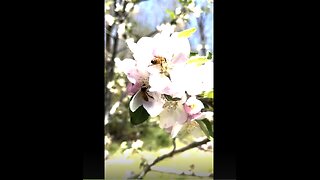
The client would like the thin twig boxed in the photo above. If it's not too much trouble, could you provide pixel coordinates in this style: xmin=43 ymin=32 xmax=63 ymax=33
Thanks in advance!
xmin=134 ymin=138 xmax=211 ymax=179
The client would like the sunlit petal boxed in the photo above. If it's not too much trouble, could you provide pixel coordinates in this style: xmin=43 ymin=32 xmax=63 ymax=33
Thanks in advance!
xmin=129 ymin=90 xmax=143 ymax=112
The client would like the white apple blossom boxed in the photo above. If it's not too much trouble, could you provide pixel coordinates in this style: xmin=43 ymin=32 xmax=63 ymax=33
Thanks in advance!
xmin=131 ymin=139 xmax=144 ymax=149
xmin=105 ymin=14 xmax=115 ymax=26
xmin=130 ymin=89 xmax=165 ymax=117
xmin=126 ymin=32 xmax=190 ymax=70
xmin=159 ymin=96 xmax=206 ymax=138
xmin=116 ymin=58 xmax=165 ymax=117
xmin=158 ymin=100 xmax=188 ymax=138
xmin=117 ymin=23 xmax=126 ymax=39
xmin=156 ymin=23 xmax=176 ymax=37
xmin=184 ymin=96 xmax=204 ymax=115
xmin=125 ymin=2 xmax=134 ymax=13
xmin=117 ymin=28 xmax=213 ymax=139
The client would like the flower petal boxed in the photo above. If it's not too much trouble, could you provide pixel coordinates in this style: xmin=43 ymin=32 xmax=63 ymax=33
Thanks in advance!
xmin=159 ymin=102 xmax=188 ymax=129
xmin=129 ymin=90 xmax=143 ymax=112
xmin=148 ymin=73 xmax=171 ymax=94
xmin=142 ymin=92 xmax=165 ymax=117
xmin=171 ymin=122 xmax=184 ymax=138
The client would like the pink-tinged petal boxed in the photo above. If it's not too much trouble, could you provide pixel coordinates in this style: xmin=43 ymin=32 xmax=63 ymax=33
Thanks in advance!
xmin=126 ymin=39 xmax=138 ymax=54
xmin=142 ymin=92 xmax=165 ymax=117
xmin=146 ymin=65 xmax=162 ymax=75
xmin=175 ymin=103 xmax=188 ymax=124
xmin=170 ymin=122 xmax=184 ymax=138
xmin=167 ymin=65 xmax=187 ymax=98
xmin=158 ymin=110 xmax=176 ymax=129
xmin=159 ymin=102 xmax=188 ymax=130
xmin=184 ymin=104 xmax=192 ymax=115
xmin=171 ymin=53 xmax=188 ymax=64
xmin=131 ymin=37 xmax=156 ymax=67
xmin=126 ymin=69 xmax=139 ymax=84
xmin=193 ymin=112 xmax=214 ymax=121
xmin=183 ymin=64 xmax=205 ymax=96
xmin=184 ymin=96 xmax=204 ymax=115
xmin=170 ymin=33 xmax=191 ymax=63
xmin=126 ymin=68 xmax=149 ymax=85
xmin=129 ymin=90 xmax=143 ymax=112
xmin=189 ymin=112 xmax=203 ymax=120
xmin=115 ymin=58 xmax=136 ymax=74
xmin=148 ymin=73 xmax=171 ymax=93
xmin=126 ymin=82 xmax=141 ymax=96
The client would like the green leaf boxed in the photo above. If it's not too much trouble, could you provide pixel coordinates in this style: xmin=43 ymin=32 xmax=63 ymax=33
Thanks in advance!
xmin=132 ymin=0 xmax=149 ymax=3
xmin=187 ymin=56 xmax=209 ymax=66
xmin=177 ymin=27 xmax=197 ymax=38
xmin=207 ymin=52 xmax=213 ymax=60
xmin=165 ymin=9 xmax=176 ymax=20
xmin=190 ymin=51 xmax=198 ymax=57
xmin=203 ymin=90 xmax=214 ymax=99
xmin=129 ymin=105 xmax=150 ymax=125
xmin=196 ymin=119 xmax=213 ymax=139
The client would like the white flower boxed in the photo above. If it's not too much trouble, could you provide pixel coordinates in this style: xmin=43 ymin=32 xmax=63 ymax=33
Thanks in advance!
xmin=117 ymin=58 xmax=165 ymax=117
xmin=175 ymin=7 xmax=182 ymax=15
xmin=194 ymin=111 xmax=214 ymax=122
xmin=120 ymin=141 xmax=128 ymax=149
xmin=156 ymin=23 xmax=176 ymax=37
xmin=183 ymin=62 xmax=213 ymax=96
xmin=200 ymin=61 xmax=214 ymax=90
xmin=120 ymin=32 xmax=192 ymax=116
xmin=125 ymin=2 xmax=134 ymax=12
xmin=179 ymin=121 xmax=205 ymax=139
xmin=105 ymin=150 xmax=109 ymax=159
xmin=131 ymin=139 xmax=144 ymax=149
xmin=105 ymin=14 xmax=115 ymax=26
xmin=132 ymin=4 xmax=140 ymax=14
xmin=158 ymin=100 xmax=188 ymax=138
xmin=130 ymin=89 xmax=165 ymax=117
xmin=127 ymin=32 xmax=190 ymax=72
xmin=115 ymin=3 xmax=122 ymax=12
xmin=117 ymin=23 xmax=126 ymax=38
xmin=184 ymin=96 xmax=204 ymax=115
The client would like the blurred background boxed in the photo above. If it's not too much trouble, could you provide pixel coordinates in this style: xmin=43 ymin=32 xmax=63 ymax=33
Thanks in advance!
xmin=105 ymin=0 xmax=214 ymax=179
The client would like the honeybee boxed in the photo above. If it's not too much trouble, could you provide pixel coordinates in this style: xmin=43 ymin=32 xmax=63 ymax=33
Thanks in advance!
xmin=150 ymin=56 xmax=170 ymax=78
xmin=140 ymin=84 xmax=154 ymax=101
xmin=151 ymin=56 xmax=167 ymax=66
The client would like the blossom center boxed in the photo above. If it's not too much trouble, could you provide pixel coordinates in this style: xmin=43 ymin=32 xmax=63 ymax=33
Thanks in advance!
xmin=163 ymin=101 xmax=178 ymax=111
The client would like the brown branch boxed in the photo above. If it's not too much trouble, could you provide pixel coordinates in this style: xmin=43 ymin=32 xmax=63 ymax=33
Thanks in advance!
xmin=150 ymin=166 xmax=213 ymax=178
xmin=133 ymin=138 xmax=211 ymax=179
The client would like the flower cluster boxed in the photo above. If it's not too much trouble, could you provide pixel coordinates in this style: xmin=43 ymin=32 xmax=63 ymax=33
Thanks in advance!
xmin=116 ymin=28 xmax=213 ymax=138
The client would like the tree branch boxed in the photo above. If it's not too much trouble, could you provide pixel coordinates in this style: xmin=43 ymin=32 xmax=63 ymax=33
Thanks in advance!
xmin=150 ymin=166 xmax=213 ymax=178
xmin=133 ymin=138 xmax=211 ymax=179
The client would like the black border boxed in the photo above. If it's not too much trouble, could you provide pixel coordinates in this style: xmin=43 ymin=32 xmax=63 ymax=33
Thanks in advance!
xmin=214 ymin=0 xmax=237 ymax=179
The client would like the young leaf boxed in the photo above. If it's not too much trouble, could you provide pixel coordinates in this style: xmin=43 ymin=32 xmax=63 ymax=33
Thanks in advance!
xmin=207 ymin=52 xmax=213 ymax=60
xmin=177 ymin=27 xmax=197 ymax=38
xmin=165 ymin=9 xmax=176 ymax=20
xmin=187 ymin=56 xmax=209 ymax=66
xmin=203 ymin=90 xmax=214 ymax=99
xmin=196 ymin=119 xmax=213 ymax=139
xmin=129 ymin=105 xmax=150 ymax=125
xmin=190 ymin=51 xmax=198 ymax=57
